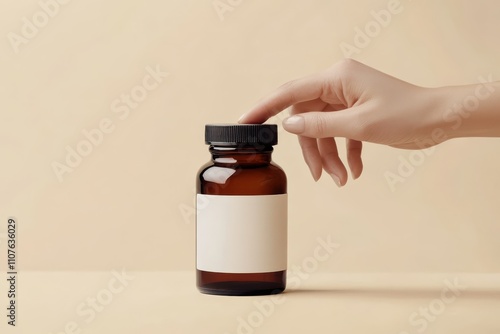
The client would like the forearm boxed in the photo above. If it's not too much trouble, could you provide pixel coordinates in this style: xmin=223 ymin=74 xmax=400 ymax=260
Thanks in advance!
xmin=435 ymin=81 xmax=500 ymax=139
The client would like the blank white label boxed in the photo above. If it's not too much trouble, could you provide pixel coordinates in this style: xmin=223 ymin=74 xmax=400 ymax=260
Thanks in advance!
xmin=196 ymin=194 xmax=287 ymax=273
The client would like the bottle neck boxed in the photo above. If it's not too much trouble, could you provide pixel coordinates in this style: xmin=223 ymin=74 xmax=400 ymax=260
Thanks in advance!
xmin=209 ymin=145 xmax=273 ymax=165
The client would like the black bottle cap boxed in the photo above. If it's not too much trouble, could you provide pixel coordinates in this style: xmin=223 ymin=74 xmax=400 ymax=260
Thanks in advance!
xmin=205 ymin=124 xmax=278 ymax=146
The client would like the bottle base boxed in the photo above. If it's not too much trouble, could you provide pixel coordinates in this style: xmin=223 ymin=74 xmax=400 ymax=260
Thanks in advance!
xmin=197 ymin=270 xmax=286 ymax=296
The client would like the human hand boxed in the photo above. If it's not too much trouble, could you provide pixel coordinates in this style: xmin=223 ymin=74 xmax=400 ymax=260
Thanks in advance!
xmin=238 ymin=59 xmax=446 ymax=186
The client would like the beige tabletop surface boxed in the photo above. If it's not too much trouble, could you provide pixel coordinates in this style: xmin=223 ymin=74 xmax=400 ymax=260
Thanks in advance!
xmin=1 ymin=271 xmax=499 ymax=334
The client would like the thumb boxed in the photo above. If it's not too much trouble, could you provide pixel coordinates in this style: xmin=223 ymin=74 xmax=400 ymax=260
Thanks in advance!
xmin=282 ymin=109 xmax=360 ymax=139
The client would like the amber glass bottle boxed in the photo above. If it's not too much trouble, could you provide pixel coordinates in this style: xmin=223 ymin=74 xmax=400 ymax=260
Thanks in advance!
xmin=196 ymin=124 xmax=287 ymax=296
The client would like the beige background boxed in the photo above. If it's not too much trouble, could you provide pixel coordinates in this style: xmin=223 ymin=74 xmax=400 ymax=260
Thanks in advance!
xmin=1 ymin=0 xmax=500 ymax=274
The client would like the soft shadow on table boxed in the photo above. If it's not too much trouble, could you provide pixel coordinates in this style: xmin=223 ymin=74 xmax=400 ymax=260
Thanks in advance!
xmin=284 ymin=287 xmax=500 ymax=299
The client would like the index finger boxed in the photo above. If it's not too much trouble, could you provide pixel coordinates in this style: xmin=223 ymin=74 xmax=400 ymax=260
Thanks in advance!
xmin=238 ymin=73 xmax=326 ymax=124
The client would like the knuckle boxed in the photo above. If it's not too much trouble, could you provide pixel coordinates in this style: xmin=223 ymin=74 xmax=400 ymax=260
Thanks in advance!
xmin=278 ymin=80 xmax=297 ymax=98
xmin=333 ymin=58 xmax=359 ymax=78
xmin=279 ymin=79 xmax=296 ymax=91
xmin=310 ymin=114 xmax=329 ymax=137
xmin=276 ymin=80 xmax=298 ymax=106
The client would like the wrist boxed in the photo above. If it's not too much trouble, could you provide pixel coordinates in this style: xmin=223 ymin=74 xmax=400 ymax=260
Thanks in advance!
xmin=413 ymin=86 xmax=454 ymax=147
xmin=435 ymin=80 xmax=500 ymax=140
xmin=429 ymin=86 xmax=463 ymax=141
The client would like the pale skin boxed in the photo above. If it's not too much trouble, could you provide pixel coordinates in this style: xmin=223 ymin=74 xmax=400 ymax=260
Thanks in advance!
xmin=238 ymin=59 xmax=500 ymax=187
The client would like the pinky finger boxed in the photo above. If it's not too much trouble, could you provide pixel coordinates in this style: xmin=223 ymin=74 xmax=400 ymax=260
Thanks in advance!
xmin=346 ymin=139 xmax=363 ymax=180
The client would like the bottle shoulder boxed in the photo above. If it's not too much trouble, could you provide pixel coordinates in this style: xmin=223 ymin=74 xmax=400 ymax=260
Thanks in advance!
xmin=197 ymin=160 xmax=286 ymax=174
xmin=197 ymin=160 xmax=286 ymax=195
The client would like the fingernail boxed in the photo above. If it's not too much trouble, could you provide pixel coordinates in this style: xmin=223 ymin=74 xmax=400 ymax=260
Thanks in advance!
xmin=283 ymin=116 xmax=304 ymax=134
xmin=237 ymin=113 xmax=247 ymax=123
xmin=312 ymin=173 xmax=319 ymax=182
xmin=352 ymin=168 xmax=362 ymax=180
xmin=303 ymin=156 xmax=319 ymax=182
xmin=330 ymin=174 xmax=342 ymax=187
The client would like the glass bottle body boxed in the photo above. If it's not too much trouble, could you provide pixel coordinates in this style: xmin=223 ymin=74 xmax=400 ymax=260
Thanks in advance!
xmin=196 ymin=145 xmax=287 ymax=296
